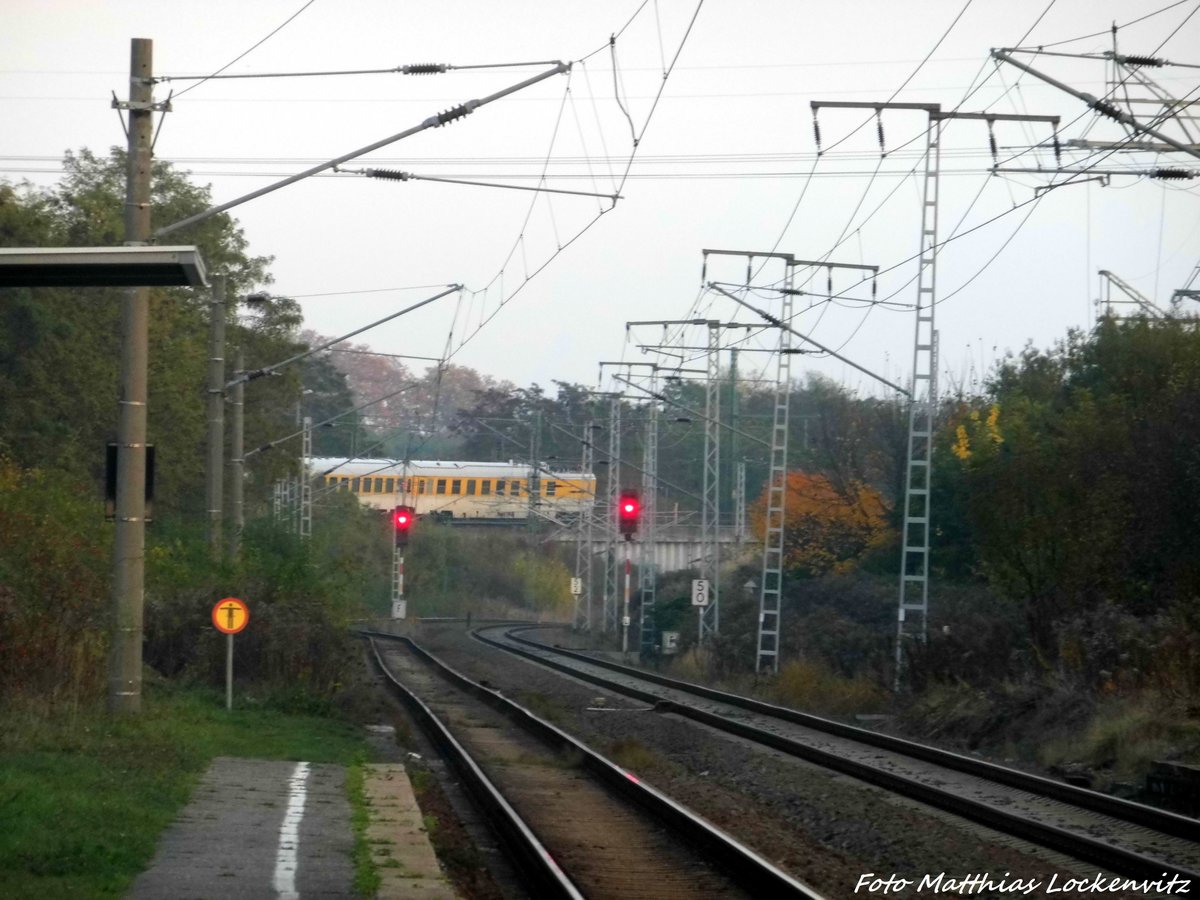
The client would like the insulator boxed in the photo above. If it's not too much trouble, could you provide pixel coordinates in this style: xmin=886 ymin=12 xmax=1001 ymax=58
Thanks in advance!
xmin=813 ymin=113 xmax=822 ymax=154
xmin=987 ymin=120 xmax=997 ymax=164
xmin=1151 ymin=168 xmax=1194 ymax=180
xmin=1120 ymin=54 xmax=1164 ymax=68
xmin=1091 ymin=98 xmax=1122 ymax=122
xmin=872 ymin=278 xmax=877 ymax=300
xmin=401 ymin=63 xmax=447 ymax=75
xmin=701 ymin=258 xmax=707 ymax=287
xmin=876 ymin=111 xmax=886 ymax=156
xmin=366 ymin=168 xmax=410 ymax=181
xmin=436 ymin=103 xmax=473 ymax=126
xmin=1052 ymin=131 xmax=1062 ymax=165
xmin=826 ymin=268 xmax=832 ymax=297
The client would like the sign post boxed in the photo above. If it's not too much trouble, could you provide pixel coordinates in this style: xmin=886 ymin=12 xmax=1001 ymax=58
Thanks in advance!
xmin=691 ymin=579 xmax=710 ymax=644
xmin=212 ymin=597 xmax=249 ymax=710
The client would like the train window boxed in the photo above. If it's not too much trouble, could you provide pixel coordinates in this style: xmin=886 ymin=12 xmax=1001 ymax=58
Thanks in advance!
xmin=436 ymin=479 xmax=447 ymax=495
xmin=417 ymin=479 xmax=426 ymax=495
xmin=495 ymin=480 xmax=505 ymax=496
xmin=372 ymin=477 xmax=382 ymax=493
xmin=451 ymin=479 xmax=462 ymax=495
xmin=350 ymin=477 xmax=360 ymax=492
xmin=382 ymin=477 xmax=392 ymax=493
xmin=466 ymin=479 xmax=476 ymax=495
xmin=512 ymin=480 xmax=522 ymax=495
xmin=546 ymin=481 xmax=557 ymax=496
xmin=480 ymin=480 xmax=491 ymax=495
xmin=362 ymin=478 xmax=372 ymax=494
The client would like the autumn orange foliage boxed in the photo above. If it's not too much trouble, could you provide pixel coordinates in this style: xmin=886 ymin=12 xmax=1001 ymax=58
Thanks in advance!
xmin=749 ymin=471 xmax=890 ymax=576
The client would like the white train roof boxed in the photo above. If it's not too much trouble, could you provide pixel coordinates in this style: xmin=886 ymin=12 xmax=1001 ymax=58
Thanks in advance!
xmin=309 ymin=457 xmax=593 ymax=480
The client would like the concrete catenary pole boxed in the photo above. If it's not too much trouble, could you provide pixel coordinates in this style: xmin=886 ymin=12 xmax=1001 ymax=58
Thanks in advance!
xmin=230 ymin=346 xmax=245 ymax=561
xmin=109 ymin=38 xmax=154 ymax=714
xmin=206 ymin=275 xmax=226 ymax=558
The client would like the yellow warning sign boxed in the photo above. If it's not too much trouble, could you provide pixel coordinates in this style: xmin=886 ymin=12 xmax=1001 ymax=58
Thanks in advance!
xmin=212 ymin=597 xmax=249 ymax=634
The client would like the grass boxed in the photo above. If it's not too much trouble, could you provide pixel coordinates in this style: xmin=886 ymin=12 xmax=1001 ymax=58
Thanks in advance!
xmin=0 ymin=680 xmax=371 ymax=899
xmin=1038 ymin=693 xmax=1200 ymax=789
xmin=606 ymin=738 xmax=660 ymax=774
xmin=345 ymin=760 xmax=382 ymax=897
xmin=770 ymin=658 xmax=888 ymax=717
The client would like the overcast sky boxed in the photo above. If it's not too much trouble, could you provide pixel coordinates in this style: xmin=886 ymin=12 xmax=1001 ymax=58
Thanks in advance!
xmin=5 ymin=1 xmax=1199 ymax=397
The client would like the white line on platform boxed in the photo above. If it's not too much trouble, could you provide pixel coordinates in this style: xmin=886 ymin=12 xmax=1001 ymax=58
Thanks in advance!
xmin=273 ymin=761 xmax=310 ymax=900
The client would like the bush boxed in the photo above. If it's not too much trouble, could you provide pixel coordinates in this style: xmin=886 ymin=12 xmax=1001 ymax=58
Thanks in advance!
xmin=0 ymin=459 xmax=110 ymax=706
xmin=772 ymin=658 xmax=887 ymax=716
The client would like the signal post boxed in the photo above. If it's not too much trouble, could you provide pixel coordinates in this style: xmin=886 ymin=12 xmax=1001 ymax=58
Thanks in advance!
xmin=618 ymin=490 xmax=640 ymax=654
xmin=391 ymin=506 xmax=414 ymax=620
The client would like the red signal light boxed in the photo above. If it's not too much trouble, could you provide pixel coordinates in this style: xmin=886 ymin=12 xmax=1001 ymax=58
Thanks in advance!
xmin=617 ymin=490 xmax=640 ymax=538
xmin=392 ymin=506 xmax=414 ymax=546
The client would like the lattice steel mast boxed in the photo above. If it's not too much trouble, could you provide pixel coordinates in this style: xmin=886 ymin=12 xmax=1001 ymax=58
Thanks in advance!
xmin=574 ymin=419 xmax=596 ymax=631
xmin=699 ymin=322 xmax=722 ymax=642
xmin=604 ymin=396 xmax=622 ymax=634
xmin=639 ymin=373 xmax=660 ymax=656
xmin=707 ymin=248 xmax=888 ymax=672
xmin=300 ymin=415 xmax=313 ymax=541
xmin=811 ymin=101 xmax=1060 ymax=687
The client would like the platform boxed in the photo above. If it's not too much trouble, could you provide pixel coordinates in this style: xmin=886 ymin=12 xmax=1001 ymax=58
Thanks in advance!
xmin=125 ymin=757 xmax=455 ymax=899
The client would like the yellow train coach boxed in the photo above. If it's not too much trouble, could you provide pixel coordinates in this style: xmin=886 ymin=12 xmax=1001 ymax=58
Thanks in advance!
xmin=309 ymin=457 xmax=596 ymax=521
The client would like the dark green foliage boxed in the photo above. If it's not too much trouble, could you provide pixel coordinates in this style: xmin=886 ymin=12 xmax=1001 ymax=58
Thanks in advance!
xmin=0 ymin=459 xmax=110 ymax=703
xmin=403 ymin=520 xmax=572 ymax=617
xmin=937 ymin=317 xmax=1200 ymax=692
xmin=0 ymin=151 xmax=383 ymax=707
xmin=144 ymin=492 xmax=390 ymax=698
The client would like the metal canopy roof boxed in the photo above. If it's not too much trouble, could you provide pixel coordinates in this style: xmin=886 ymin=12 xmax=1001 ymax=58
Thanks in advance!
xmin=0 ymin=246 xmax=208 ymax=288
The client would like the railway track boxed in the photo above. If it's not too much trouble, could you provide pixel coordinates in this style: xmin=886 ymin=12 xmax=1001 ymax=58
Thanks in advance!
xmin=476 ymin=623 xmax=1200 ymax=884
xmin=365 ymin=632 xmax=826 ymax=899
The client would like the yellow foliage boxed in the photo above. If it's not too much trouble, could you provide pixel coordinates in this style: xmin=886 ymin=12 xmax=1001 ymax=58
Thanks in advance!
xmin=750 ymin=471 xmax=891 ymax=575
xmin=949 ymin=403 xmax=1002 ymax=463
xmin=952 ymin=424 xmax=971 ymax=460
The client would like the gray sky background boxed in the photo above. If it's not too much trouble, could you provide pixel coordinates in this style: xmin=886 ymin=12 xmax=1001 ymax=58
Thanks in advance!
xmin=5 ymin=1 xmax=1199 ymax=397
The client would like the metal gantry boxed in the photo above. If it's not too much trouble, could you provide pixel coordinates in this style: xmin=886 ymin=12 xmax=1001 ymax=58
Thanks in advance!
xmin=699 ymin=322 xmax=722 ymax=642
xmin=639 ymin=373 xmax=660 ymax=656
xmin=604 ymin=396 xmax=622 ymax=634
xmin=527 ymin=410 xmax=543 ymax=527
xmin=574 ymin=420 xmax=596 ymax=631
xmin=894 ymin=112 xmax=942 ymax=683
xmin=733 ymin=461 xmax=747 ymax=544
xmin=755 ymin=265 xmax=795 ymax=673
xmin=811 ymin=101 xmax=1061 ymax=687
xmin=1098 ymin=269 xmax=1167 ymax=319
xmin=300 ymin=415 xmax=313 ymax=541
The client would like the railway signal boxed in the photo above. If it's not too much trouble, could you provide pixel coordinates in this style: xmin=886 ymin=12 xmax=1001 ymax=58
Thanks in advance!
xmin=618 ymin=490 xmax=640 ymax=539
xmin=392 ymin=505 xmax=414 ymax=547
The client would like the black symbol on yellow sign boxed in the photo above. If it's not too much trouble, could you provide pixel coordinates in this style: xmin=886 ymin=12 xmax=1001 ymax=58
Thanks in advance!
xmin=212 ymin=598 xmax=249 ymax=634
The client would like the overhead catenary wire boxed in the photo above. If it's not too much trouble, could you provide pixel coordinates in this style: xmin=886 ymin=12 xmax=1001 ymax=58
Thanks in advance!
xmin=170 ymin=0 xmax=319 ymax=98
xmin=340 ymin=165 xmax=621 ymax=202
xmin=705 ymin=0 xmax=1198 ymax=387
xmin=435 ymin=0 xmax=706 ymax=376
xmin=156 ymin=60 xmax=568 ymax=83
xmin=152 ymin=61 xmax=571 ymax=239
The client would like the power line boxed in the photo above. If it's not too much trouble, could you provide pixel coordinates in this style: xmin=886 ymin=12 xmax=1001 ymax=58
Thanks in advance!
xmin=173 ymin=0 xmax=320 ymax=99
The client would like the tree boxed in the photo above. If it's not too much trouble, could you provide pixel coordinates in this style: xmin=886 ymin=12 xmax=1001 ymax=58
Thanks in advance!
xmin=945 ymin=319 xmax=1200 ymax=669
xmin=750 ymin=470 xmax=890 ymax=578
xmin=0 ymin=149 xmax=337 ymax=523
